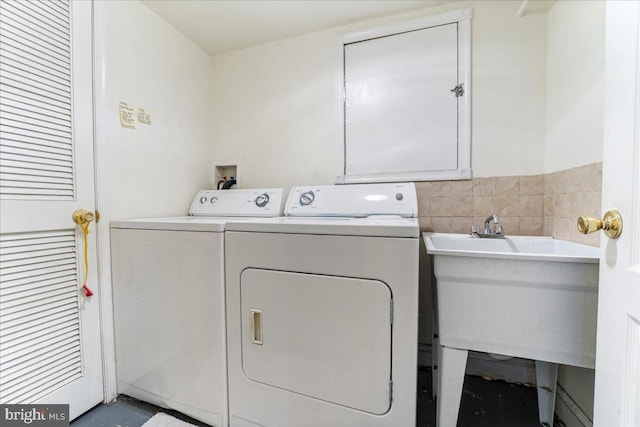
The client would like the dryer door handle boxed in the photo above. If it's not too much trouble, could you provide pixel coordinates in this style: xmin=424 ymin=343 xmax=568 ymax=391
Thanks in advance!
xmin=250 ymin=309 xmax=263 ymax=345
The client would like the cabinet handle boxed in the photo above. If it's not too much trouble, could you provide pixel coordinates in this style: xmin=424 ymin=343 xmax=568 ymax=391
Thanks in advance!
xmin=250 ymin=309 xmax=263 ymax=345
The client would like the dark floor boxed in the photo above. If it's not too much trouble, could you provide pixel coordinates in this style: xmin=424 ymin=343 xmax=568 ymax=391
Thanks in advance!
xmin=72 ymin=368 xmax=553 ymax=427
xmin=71 ymin=395 xmax=210 ymax=427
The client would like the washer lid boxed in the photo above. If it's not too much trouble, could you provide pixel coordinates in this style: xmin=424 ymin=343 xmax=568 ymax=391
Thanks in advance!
xmin=225 ymin=216 xmax=419 ymax=238
xmin=111 ymin=216 xmax=232 ymax=232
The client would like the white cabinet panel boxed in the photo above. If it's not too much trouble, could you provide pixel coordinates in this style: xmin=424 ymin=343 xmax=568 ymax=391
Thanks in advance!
xmin=240 ymin=268 xmax=392 ymax=415
xmin=345 ymin=23 xmax=458 ymax=176
xmin=336 ymin=10 xmax=472 ymax=183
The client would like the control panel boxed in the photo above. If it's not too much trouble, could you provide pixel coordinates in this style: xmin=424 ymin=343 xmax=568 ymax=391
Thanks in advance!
xmin=285 ymin=183 xmax=417 ymax=218
xmin=189 ymin=188 xmax=284 ymax=217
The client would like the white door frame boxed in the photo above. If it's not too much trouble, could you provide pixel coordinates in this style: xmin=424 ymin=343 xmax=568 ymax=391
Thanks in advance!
xmin=92 ymin=0 xmax=118 ymax=403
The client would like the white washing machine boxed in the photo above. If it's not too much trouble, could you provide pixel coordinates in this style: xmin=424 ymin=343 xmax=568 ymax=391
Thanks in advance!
xmin=110 ymin=188 xmax=284 ymax=427
xmin=224 ymin=183 xmax=419 ymax=427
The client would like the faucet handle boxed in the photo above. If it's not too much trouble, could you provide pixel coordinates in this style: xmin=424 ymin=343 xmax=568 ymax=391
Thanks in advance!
xmin=495 ymin=224 xmax=503 ymax=234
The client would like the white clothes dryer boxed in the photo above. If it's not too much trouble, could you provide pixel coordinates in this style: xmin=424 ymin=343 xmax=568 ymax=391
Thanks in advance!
xmin=224 ymin=183 xmax=419 ymax=427
xmin=110 ymin=188 xmax=284 ymax=427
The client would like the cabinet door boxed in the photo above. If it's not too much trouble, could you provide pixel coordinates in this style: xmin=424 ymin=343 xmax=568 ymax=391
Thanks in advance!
xmin=337 ymin=10 xmax=471 ymax=183
xmin=240 ymin=269 xmax=392 ymax=415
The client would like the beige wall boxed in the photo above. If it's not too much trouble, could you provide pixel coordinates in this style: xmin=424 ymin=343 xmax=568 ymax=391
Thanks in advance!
xmin=98 ymin=0 xmax=215 ymax=220
xmin=545 ymin=0 xmax=605 ymax=174
xmin=209 ymin=0 xmax=548 ymax=191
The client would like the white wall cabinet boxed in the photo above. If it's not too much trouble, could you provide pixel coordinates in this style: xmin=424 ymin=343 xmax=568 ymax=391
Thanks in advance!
xmin=336 ymin=9 xmax=472 ymax=183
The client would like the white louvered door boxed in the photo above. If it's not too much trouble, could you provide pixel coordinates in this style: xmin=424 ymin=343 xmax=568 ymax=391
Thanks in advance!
xmin=0 ymin=0 xmax=103 ymax=420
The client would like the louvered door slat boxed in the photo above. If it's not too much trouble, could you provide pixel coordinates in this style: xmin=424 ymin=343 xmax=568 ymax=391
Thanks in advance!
xmin=0 ymin=327 xmax=77 ymax=372
xmin=0 ymin=47 xmax=71 ymax=84
xmin=1 ymin=359 xmax=81 ymax=403
xmin=0 ymin=230 xmax=74 ymax=245
xmin=0 ymin=311 xmax=77 ymax=345
xmin=1 ymin=243 xmax=75 ymax=259
xmin=1 ymin=173 xmax=73 ymax=187
xmin=1 ymin=137 xmax=73 ymax=157
xmin=0 ymin=74 xmax=71 ymax=106
xmin=1 ymin=100 xmax=72 ymax=128
xmin=0 ymin=19 xmax=70 ymax=60
xmin=1 ymin=1 xmax=70 ymax=41
xmin=1 ymin=325 xmax=79 ymax=362
xmin=0 ymin=0 xmax=73 ymax=201
xmin=0 ymin=301 xmax=78 ymax=335
xmin=1 ymin=295 xmax=78 ymax=324
xmin=0 ymin=151 xmax=72 ymax=167
xmin=2 ymin=91 xmax=72 ymax=123
xmin=1 ymin=347 xmax=79 ymax=389
xmin=1 ymin=148 xmax=72 ymax=168
xmin=0 ymin=272 xmax=74 ymax=298
xmin=1 ymin=257 xmax=76 ymax=282
xmin=1 ymin=251 xmax=76 ymax=271
xmin=0 ymin=187 xmax=74 ymax=198
xmin=0 ymin=130 xmax=73 ymax=153
xmin=0 ymin=115 xmax=72 ymax=139
xmin=5 ymin=362 xmax=82 ymax=403
xmin=28 ymin=0 xmax=69 ymax=24
xmin=1 ymin=283 xmax=77 ymax=311
xmin=0 ymin=61 xmax=72 ymax=98
xmin=14 ymin=0 xmax=70 ymax=34
xmin=2 ymin=307 xmax=78 ymax=348
xmin=0 ymin=329 xmax=79 ymax=364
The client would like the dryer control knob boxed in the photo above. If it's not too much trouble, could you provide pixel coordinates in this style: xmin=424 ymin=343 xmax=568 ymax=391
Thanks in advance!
xmin=396 ymin=193 xmax=403 ymax=201
xmin=200 ymin=196 xmax=208 ymax=204
xmin=210 ymin=196 xmax=218 ymax=204
xmin=299 ymin=191 xmax=315 ymax=206
xmin=255 ymin=193 xmax=270 ymax=207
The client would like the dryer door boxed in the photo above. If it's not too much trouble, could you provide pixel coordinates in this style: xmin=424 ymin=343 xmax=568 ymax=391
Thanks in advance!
xmin=240 ymin=269 xmax=392 ymax=415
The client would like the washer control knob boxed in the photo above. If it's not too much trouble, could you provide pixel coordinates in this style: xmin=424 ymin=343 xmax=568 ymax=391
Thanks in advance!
xmin=200 ymin=196 xmax=208 ymax=204
xmin=210 ymin=196 xmax=218 ymax=204
xmin=299 ymin=191 xmax=315 ymax=206
xmin=396 ymin=193 xmax=403 ymax=201
xmin=255 ymin=193 xmax=270 ymax=207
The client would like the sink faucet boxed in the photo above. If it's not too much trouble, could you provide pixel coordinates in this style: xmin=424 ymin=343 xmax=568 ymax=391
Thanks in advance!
xmin=484 ymin=214 xmax=500 ymax=234
xmin=471 ymin=214 xmax=504 ymax=238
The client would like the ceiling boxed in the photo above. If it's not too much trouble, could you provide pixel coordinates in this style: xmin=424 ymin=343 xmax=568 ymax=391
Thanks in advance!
xmin=141 ymin=0 xmax=450 ymax=55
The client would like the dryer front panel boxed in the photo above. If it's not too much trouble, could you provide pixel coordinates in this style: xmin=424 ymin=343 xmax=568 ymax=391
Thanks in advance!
xmin=240 ymin=268 xmax=392 ymax=415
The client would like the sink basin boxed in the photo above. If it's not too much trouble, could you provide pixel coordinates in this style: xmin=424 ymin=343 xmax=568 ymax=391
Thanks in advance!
xmin=423 ymin=232 xmax=599 ymax=427
xmin=424 ymin=232 xmax=599 ymax=366
xmin=426 ymin=233 xmax=598 ymax=262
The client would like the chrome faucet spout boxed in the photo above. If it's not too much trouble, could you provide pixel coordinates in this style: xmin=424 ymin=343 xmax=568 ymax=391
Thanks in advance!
xmin=471 ymin=214 xmax=504 ymax=238
xmin=484 ymin=214 xmax=499 ymax=233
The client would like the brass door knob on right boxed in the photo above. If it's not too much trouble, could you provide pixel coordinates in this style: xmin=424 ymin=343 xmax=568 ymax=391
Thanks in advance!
xmin=577 ymin=210 xmax=623 ymax=239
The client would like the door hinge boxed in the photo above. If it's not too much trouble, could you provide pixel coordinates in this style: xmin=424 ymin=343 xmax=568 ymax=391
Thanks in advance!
xmin=451 ymin=84 xmax=464 ymax=97
xmin=390 ymin=299 xmax=394 ymax=325
xmin=389 ymin=380 xmax=394 ymax=404
xmin=95 ymin=210 xmax=101 ymax=223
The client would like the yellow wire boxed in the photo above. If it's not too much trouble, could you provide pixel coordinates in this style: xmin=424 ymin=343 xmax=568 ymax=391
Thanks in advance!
xmin=81 ymin=222 xmax=90 ymax=288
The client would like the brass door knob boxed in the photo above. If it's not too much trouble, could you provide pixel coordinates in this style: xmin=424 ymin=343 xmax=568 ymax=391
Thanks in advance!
xmin=73 ymin=209 xmax=95 ymax=226
xmin=577 ymin=210 xmax=622 ymax=239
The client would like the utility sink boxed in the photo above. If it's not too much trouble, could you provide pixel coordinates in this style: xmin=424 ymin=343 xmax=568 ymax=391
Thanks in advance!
xmin=423 ymin=233 xmax=599 ymax=427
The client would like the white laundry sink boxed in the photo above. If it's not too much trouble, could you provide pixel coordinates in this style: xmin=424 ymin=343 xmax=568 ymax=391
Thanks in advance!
xmin=423 ymin=232 xmax=599 ymax=427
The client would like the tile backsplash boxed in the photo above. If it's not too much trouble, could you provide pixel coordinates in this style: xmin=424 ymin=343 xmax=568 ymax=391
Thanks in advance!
xmin=416 ymin=162 xmax=602 ymax=247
